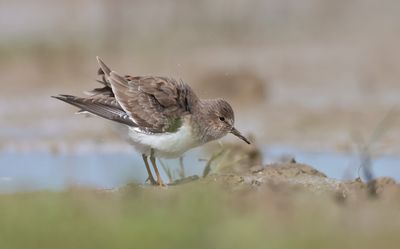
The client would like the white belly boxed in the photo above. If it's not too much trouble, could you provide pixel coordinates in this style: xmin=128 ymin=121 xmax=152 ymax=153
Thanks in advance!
xmin=127 ymin=119 xmax=201 ymax=158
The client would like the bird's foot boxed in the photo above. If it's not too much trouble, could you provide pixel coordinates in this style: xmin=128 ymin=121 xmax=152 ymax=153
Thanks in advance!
xmin=156 ymin=178 xmax=167 ymax=187
xmin=145 ymin=176 xmax=157 ymax=185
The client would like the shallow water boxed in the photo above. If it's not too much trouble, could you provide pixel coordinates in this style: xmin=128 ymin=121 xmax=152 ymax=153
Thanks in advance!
xmin=264 ymin=146 xmax=400 ymax=181
xmin=0 ymin=146 xmax=399 ymax=193
xmin=0 ymin=149 xmax=206 ymax=193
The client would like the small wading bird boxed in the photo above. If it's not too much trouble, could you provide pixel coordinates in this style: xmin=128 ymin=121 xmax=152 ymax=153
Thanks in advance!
xmin=53 ymin=57 xmax=250 ymax=186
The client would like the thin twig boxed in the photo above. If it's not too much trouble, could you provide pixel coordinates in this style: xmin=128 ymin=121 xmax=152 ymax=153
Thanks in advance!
xmin=202 ymin=149 xmax=226 ymax=178
xmin=159 ymin=159 xmax=174 ymax=183
xmin=354 ymin=107 xmax=398 ymax=196
xmin=178 ymin=157 xmax=185 ymax=179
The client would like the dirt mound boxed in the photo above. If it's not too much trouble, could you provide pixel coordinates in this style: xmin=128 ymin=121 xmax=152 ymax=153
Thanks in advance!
xmin=200 ymin=162 xmax=400 ymax=201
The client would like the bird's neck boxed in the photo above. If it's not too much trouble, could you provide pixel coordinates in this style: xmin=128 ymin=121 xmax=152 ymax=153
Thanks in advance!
xmin=190 ymin=99 xmax=219 ymax=144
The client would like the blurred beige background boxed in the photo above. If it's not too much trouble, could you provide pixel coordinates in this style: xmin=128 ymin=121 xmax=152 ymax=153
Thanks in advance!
xmin=1 ymin=0 xmax=400 ymax=154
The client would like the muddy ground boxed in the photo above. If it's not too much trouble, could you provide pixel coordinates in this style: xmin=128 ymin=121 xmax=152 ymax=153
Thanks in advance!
xmin=2 ymin=160 xmax=400 ymax=249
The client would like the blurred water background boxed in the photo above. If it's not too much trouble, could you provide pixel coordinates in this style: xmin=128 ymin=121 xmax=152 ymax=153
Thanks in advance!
xmin=1 ymin=0 xmax=400 ymax=191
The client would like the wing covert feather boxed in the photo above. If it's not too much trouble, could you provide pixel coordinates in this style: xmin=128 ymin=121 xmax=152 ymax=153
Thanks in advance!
xmin=109 ymin=72 xmax=193 ymax=133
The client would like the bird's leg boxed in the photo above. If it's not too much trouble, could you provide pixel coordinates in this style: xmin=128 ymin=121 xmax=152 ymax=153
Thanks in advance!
xmin=142 ymin=154 xmax=157 ymax=185
xmin=150 ymin=149 xmax=165 ymax=186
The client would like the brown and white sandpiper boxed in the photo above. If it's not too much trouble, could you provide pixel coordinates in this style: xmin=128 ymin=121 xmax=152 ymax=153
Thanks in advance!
xmin=53 ymin=57 xmax=250 ymax=186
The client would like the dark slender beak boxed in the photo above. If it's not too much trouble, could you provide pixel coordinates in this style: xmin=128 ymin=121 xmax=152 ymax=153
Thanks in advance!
xmin=230 ymin=127 xmax=251 ymax=144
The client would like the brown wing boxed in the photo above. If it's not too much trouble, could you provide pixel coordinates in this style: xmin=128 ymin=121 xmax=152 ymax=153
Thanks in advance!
xmin=108 ymin=72 xmax=193 ymax=133
xmin=54 ymin=57 xmax=195 ymax=131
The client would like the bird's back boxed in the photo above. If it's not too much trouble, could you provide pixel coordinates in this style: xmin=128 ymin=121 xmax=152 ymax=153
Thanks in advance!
xmin=54 ymin=58 xmax=199 ymax=134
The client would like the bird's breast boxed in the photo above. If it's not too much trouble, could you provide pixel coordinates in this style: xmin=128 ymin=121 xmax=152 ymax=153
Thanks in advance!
xmin=128 ymin=117 xmax=202 ymax=158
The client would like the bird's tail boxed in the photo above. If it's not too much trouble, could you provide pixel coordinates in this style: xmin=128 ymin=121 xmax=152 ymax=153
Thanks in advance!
xmin=52 ymin=94 xmax=135 ymax=127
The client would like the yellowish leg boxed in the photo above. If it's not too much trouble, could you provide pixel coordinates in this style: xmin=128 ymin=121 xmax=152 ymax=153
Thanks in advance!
xmin=150 ymin=149 xmax=165 ymax=186
xmin=142 ymin=154 xmax=156 ymax=185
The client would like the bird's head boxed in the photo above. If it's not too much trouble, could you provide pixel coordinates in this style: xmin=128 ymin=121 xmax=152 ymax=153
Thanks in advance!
xmin=203 ymin=99 xmax=250 ymax=144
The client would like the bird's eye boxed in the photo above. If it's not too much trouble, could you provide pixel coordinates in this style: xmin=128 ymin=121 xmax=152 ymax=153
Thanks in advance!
xmin=219 ymin=116 xmax=225 ymax=122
